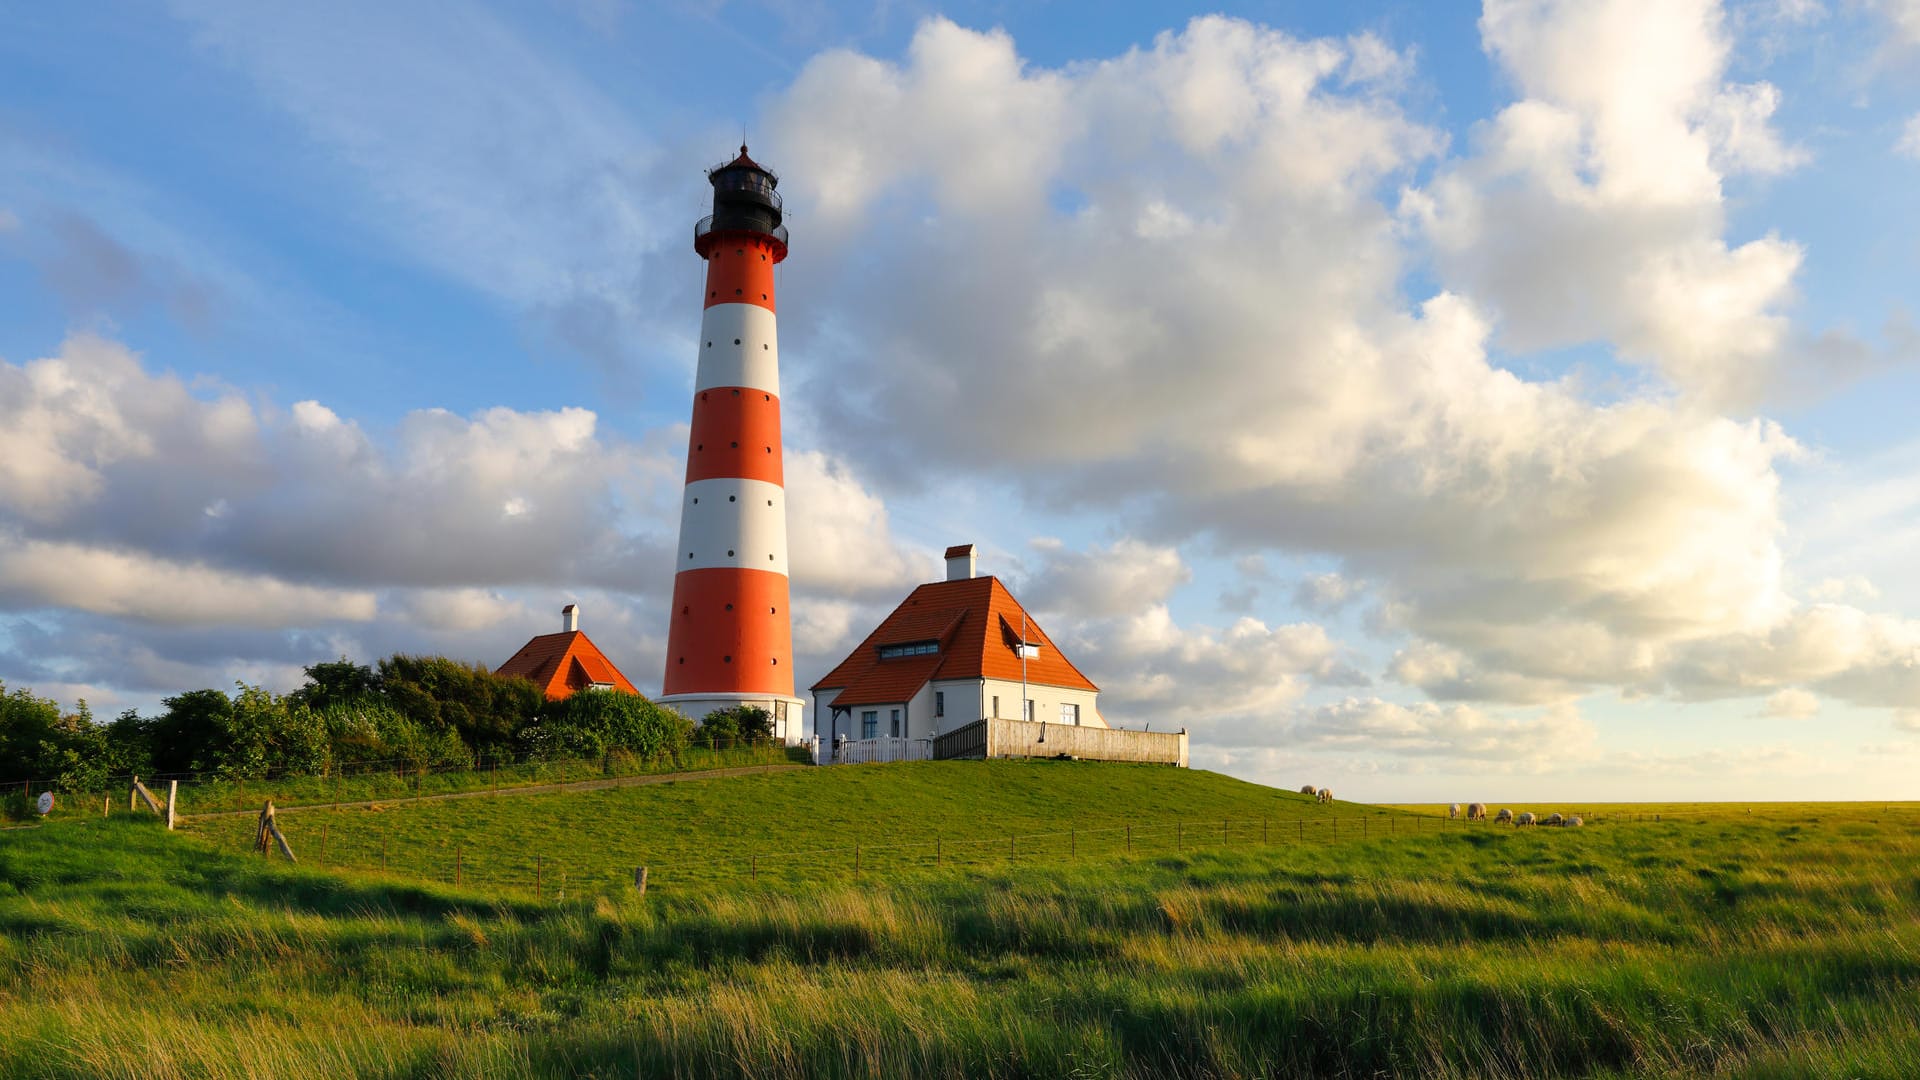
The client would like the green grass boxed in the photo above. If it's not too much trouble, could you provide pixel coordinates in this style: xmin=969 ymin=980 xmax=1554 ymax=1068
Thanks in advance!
xmin=4 ymin=767 xmax=1919 ymax=1078
xmin=180 ymin=760 xmax=1401 ymax=894
xmin=13 ymin=741 xmax=805 ymax=824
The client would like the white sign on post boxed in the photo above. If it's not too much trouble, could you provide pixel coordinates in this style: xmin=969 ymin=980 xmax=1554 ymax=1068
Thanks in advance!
xmin=35 ymin=791 xmax=54 ymax=816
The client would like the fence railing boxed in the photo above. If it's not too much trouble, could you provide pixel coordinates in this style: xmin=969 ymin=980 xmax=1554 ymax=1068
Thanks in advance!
xmin=833 ymin=737 xmax=933 ymax=764
xmin=196 ymin=806 xmax=1737 ymax=903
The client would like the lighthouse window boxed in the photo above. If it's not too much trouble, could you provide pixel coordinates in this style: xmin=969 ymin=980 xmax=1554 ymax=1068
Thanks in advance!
xmin=729 ymin=495 xmax=736 ymax=502
xmin=727 ymin=549 xmax=735 ymax=556
xmin=730 ymin=441 xmax=738 ymax=448
xmin=772 ymin=658 xmax=778 ymax=665
xmin=725 ymin=603 xmax=733 ymax=610
xmin=706 ymin=341 xmax=712 ymax=347
xmin=734 ymin=338 xmax=741 ymax=345
xmin=763 ymin=344 xmax=769 ymax=350
xmin=692 ymin=498 xmax=698 ymax=504
xmin=724 ymin=655 xmax=732 ymax=663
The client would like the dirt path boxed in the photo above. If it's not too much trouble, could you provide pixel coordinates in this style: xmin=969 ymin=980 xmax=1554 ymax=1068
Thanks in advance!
xmin=183 ymin=762 xmax=808 ymax=821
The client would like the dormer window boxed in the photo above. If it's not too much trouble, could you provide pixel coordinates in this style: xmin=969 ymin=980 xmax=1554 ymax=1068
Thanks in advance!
xmin=877 ymin=641 xmax=938 ymax=660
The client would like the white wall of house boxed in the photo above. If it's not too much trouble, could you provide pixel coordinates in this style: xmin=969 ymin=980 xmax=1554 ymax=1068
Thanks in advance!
xmin=974 ymin=678 xmax=1105 ymax=729
xmin=815 ymin=678 xmax=1104 ymax=743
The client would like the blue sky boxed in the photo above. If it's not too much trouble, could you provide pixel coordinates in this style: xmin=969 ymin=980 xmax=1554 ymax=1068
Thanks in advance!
xmin=4 ymin=0 xmax=1920 ymax=800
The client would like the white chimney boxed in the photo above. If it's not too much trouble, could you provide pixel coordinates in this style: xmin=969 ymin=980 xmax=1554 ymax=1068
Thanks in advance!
xmin=944 ymin=543 xmax=977 ymax=581
xmin=562 ymin=603 xmax=579 ymax=632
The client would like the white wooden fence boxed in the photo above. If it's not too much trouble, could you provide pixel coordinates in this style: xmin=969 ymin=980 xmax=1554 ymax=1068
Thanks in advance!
xmin=831 ymin=736 xmax=933 ymax=765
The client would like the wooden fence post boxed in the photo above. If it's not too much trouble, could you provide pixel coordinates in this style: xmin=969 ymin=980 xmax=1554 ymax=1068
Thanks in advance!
xmin=103 ymin=793 xmax=110 ymax=818
xmin=1126 ymin=824 xmax=1132 ymax=852
xmin=455 ymin=846 xmax=462 ymax=887
xmin=854 ymin=844 xmax=860 ymax=877
xmin=634 ymin=866 xmax=648 ymax=895
xmin=165 ymin=780 xmax=177 ymax=830
xmin=1070 ymin=830 xmax=1076 ymax=858
xmin=1263 ymin=818 xmax=1269 ymax=845
xmin=751 ymin=855 xmax=757 ymax=882
xmin=319 ymin=823 xmax=329 ymax=864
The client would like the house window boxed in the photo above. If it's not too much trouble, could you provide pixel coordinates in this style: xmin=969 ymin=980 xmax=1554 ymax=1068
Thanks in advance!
xmin=992 ymin=695 xmax=1000 ymax=718
xmin=934 ymin=691 xmax=944 ymax=717
xmin=1024 ymin=699 xmax=1035 ymax=722
xmin=877 ymin=641 xmax=938 ymax=659
xmin=1061 ymin=703 xmax=1080 ymax=726
xmin=890 ymin=709 xmax=901 ymax=737
xmin=862 ymin=711 xmax=878 ymax=739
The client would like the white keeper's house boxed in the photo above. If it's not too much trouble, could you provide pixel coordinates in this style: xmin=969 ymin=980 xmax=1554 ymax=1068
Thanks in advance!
xmin=811 ymin=544 xmax=1104 ymax=745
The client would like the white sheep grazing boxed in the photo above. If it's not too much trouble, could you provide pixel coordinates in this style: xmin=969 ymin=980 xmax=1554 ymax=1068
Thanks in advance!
xmin=1568 ymin=815 xmax=1584 ymax=827
xmin=1317 ymin=788 xmax=1333 ymax=803
xmin=1547 ymin=812 xmax=1564 ymax=826
xmin=1517 ymin=811 xmax=1537 ymax=826
xmin=1300 ymin=784 xmax=1319 ymax=796
xmin=1495 ymin=808 xmax=1514 ymax=824
xmin=1448 ymin=803 xmax=1461 ymax=820
xmin=1467 ymin=802 xmax=1487 ymax=821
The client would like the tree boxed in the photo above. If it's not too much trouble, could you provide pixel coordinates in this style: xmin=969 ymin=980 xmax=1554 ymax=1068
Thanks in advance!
xmin=0 ymin=684 xmax=111 ymax=792
xmin=150 ymin=689 xmax=234 ymax=774
xmin=376 ymin=655 xmax=543 ymax=752
xmin=290 ymin=658 xmax=378 ymax=712
xmin=197 ymin=684 xmax=332 ymax=781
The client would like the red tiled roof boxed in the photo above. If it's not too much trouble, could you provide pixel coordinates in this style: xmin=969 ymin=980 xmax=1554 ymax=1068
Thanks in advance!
xmin=496 ymin=630 xmax=640 ymax=701
xmin=944 ymin=543 xmax=975 ymax=559
xmin=811 ymin=576 xmax=1097 ymax=707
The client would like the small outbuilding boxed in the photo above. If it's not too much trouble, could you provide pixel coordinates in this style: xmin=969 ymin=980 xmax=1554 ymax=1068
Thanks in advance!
xmin=496 ymin=604 xmax=639 ymax=701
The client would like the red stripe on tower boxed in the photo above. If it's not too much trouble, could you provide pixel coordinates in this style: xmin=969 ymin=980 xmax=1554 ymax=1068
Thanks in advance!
xmin=660 ymin=146 xmax=804 ymax=744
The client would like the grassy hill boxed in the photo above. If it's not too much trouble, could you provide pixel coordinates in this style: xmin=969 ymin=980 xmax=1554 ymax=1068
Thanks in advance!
xmin=179 ymin=760 xmax=1405 ymax=894
xmin=5 ymin=791 xmax=1920 ymax=1078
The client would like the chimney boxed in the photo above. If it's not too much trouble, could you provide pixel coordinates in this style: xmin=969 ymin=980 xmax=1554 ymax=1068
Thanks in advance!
xmin=944 ymin=543 xmax=977 ymax=582
xmin=562 ymin=603 xmax=579 ymax=633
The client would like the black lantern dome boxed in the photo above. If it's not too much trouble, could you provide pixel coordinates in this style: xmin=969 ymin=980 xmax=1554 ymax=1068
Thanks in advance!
xmin=694 ymin=144 xmax=787 ymax=261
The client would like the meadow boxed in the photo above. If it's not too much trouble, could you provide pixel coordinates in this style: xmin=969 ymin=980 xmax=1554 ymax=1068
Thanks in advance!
xmin=2 ymin=763 xmax=1917 ymax=1079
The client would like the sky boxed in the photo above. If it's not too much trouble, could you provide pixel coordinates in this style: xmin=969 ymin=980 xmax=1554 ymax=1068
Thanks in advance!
xmin=3 ymin=0 xmax=1920 ymax=801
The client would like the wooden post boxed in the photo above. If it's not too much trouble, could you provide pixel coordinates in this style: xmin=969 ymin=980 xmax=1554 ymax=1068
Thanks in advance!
xmin=131 ymin=779 xmax=137 ymax=813
xmin=165 ymin=780 xmax=177 ymax=830
xmin=131 ymin=779 xmax=162 ymax=815
xmin=634 ymin=866 xmax=648 ymax=895
xmin=255 ymin=801 xmax=295 ymax=861
xmin=103 ymin=793 xmax=110 ymax=818
xmin=1009 ymin=834 xmax=1015 ymax=864
xmin=1263 ymin=818 xmax=1269 ymax=845
xmin=455 ymin=846 xmax=462 ymax=887
xmin=854 ymin=844 xmax=860 ymax=877
xmin=1070 ymin=830 xmax=1076 ymax=858
xmin=751 ymin=855 xmax=757 ymax=881
xmin=1126 ymin=824 xmax=1131 ymax=852
xmin=320 ymin=823 xmax=329 ymax=864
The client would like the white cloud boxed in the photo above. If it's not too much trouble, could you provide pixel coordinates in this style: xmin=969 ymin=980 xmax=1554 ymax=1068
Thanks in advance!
xmin=1021 ymin=537 xmax=1191 ymax=619
xmin=1413 ymin=0 xmax=1811 ymax=407
xmin=1897 ymin=114 xmax=1920 ymax=160
xmin=1762 ymin=686 xmax=1820 ymax=719
xmin=0 ymin=536 xmax=376 ymax=626
xmin=1286 ymin=697 xmax=1596 ymax=766
xmin=784 ymin=450 xmax=927 ymax=598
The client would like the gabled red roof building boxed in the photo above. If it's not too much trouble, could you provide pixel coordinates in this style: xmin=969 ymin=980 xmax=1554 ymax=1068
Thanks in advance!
xmin=811 ymin=544 xmax=1104 ymax=744
xmin=497 ymin=604 xmax=640 ymax=701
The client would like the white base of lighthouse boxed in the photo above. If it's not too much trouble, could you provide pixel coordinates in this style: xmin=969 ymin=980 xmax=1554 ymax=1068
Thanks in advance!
xmin=658 ymin=692 xmax=808 ymax=746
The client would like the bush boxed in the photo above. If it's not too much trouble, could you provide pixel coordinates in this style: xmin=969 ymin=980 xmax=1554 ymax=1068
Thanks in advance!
xmin=697 ymin=705 xmax=773 ymax=747
xmin=524 ymin=690 xmax=692 ymax=764
xmin=377 ymin=655 xmax=543 ymax=752
xmin=0 ymin=684 xmax=111 ymax=791
xmin=197 ymin=685 xmax=332 ymax=781
xmin=323 ymin=700 xmax=472 ymax=774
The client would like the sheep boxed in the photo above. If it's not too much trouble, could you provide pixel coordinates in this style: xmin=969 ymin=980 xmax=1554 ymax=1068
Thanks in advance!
xmin=1516 ymin=811 xmax=1537 ymax=827
xmin=1567 ymin=815 xmax=1584 ymax=827
xmin=1547 ymin=812 xmax=1564 ymax=826
xmin=1448 ymin=803 xmax=1461 ymax=820
xmin=1300 ymin=785 xmax=1319 ymax=796
xmin=1317 ymin=788 xmax=1333 ymax=804
xmin=1495 ymin=808 xmax=1514 ymax=824
xmin=1467 ymin=802 xmax=1487 ymax=821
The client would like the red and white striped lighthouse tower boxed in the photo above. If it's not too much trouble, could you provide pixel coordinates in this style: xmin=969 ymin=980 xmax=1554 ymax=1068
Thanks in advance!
xmin=660 ymin=146 xmax=804 ymax=742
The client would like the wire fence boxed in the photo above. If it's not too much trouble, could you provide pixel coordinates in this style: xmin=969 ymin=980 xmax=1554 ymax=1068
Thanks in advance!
xmin=206 ymin=806 xmax=1741 ymax=902
xmin=1 ymin=738 xmax=807 ymax=822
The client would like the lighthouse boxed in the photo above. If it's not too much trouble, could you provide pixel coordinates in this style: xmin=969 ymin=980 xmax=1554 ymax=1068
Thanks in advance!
xmin=659 ymin=146 xmax=804 ymax=743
